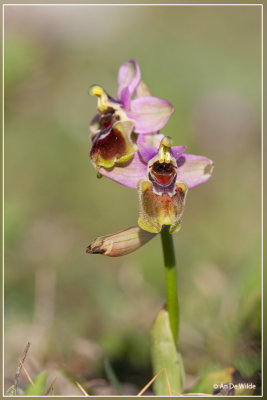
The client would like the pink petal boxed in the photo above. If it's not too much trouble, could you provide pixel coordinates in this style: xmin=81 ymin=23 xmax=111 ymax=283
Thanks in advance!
xmin=139 ymin=133 xmax=165 ymax=149
xmin=137 ymin=135 xmax=186 ymax=163
xmin=171 ymin=146 xmax=187 ymax=159
xmin=136 ymin=135 xmax=157 ymax=163
xmin=117 ymin=60 xmax=141 ymax=107
xmin=120 ymin=87 xmax=131 ymax=110
xmin=127 ymin=97 xmax=174 ymax=134
xmin=98 ymin=152 xmax=147 ymax=189
xmin=176 ymin=154 xmax=214 ymax=189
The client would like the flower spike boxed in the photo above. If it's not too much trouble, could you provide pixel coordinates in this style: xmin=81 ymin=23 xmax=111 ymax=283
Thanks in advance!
xmin=87 ymin=61 xmax=213 ymax=245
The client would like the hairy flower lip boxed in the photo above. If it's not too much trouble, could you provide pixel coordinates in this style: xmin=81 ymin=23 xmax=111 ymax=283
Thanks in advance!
xmin=90 ymin=120 xmax=135 ymax=169
xmin=137 ymin=138 xmax=189 ymax=233
xmin=91 ymin=124 xmax=113 ymax=143
xmin=148 ymin=172 xmax=177 ymax=191
xmin=149 ymin=159 xmax=177 ymax=187
xmin=90 ymin=122 xmax=124 ymax=158
xmin=137 ymin=179 xmax=188 ymax=233
xmin=146 ymin=141 xmax=178 ymax=191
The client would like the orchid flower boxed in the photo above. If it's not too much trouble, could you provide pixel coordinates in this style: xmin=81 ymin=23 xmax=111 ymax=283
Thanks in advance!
xmin=88 ymin=135 xmax=213 ymax=255
xmin=94 ymin=134 xmax=213 ymax=234
xmin=89 ymin=60 xmax=174 ymax=169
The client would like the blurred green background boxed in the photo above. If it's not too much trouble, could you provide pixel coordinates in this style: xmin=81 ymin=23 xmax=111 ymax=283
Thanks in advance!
xmin=4 ymin=4 xmax=261 ymax=395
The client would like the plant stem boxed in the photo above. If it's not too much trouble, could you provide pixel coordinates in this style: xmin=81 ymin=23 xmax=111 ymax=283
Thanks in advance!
xmin=160 ymin=225 xmax=179 ymax=345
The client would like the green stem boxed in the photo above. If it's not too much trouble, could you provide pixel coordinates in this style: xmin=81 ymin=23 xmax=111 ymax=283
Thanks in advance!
xmin=160 ymin=225 xmax=179 ymax=346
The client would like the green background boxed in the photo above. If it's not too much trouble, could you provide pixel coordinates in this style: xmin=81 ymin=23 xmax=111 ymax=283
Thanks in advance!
xmin=4 ymin=4 xmax=261 ymax=395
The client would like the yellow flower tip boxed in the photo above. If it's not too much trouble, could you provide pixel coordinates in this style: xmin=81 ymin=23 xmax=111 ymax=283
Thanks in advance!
xmin=161 ymin=136 xmax=173 ymax=148
xmin=89 ymin=85 xmax=104 ymax=97
xmin=176 ymin=182 xmax=187 ymax=194
xmin=158 ymin=136 xmax=173 ymax=163
xmin=89 ymin=85 xmax=108 ymax=112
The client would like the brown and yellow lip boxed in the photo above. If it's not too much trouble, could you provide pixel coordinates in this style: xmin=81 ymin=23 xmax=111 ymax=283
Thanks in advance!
xmin=150 ymin=161 xmax=177 ymax=186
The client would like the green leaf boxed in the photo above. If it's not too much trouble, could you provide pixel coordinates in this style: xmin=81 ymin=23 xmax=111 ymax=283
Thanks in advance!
xmin=190 ymin=367 xmax=234 ymax=394
xmin=150 ymin=309 xmax=185 ymax=395
xmin=233 ymin=355 xmax=261 ymax=378
xmin=24 ymin=371 xmax=47 ymax=395
xmin=104 ymin=358 xmax=122 ymax=395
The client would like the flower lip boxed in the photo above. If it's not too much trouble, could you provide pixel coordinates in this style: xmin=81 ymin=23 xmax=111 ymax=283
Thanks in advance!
xmin=100 ymin=112 xmax=120 ymax=130
xmin=147 ymin=136 xmax=177 ymax=188
xmin=91 ymin=124 xmax=114 ymax=144
xmin=91 ymin=123 xmax=126 ymax=161
xmin=150 ymin=161 xmax=177 ymax=186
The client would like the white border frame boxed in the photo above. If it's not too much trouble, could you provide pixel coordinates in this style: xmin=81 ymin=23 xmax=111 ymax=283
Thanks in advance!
xmin=2 ymin=3 xmax=263 ymax=398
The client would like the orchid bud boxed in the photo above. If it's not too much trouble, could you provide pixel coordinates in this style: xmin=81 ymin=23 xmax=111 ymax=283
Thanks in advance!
xmin=86 ymin=225 xmax=156 ymax=257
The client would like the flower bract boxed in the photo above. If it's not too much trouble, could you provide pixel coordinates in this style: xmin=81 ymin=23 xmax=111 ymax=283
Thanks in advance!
xmin=86 ymin=225 xmax=156 ymax=257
